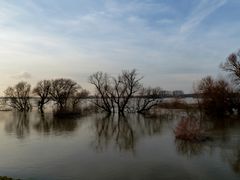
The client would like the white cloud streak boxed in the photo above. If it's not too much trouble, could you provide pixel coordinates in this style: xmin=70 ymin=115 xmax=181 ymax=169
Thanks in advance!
xmin=180 ymin=0 xmax=227 ymax=33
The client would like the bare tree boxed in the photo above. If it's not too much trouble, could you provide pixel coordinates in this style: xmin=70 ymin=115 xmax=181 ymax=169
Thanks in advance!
xmin=49 ymin=78 xmax=80 ymax=111
xmin=112 ymin=69 xmax=143 ymax=114
xmin=134 ymin=87 xmax=162 ymax=114
xmin=4 ymin=81 xmax=32 ymax=111
xmin=89 ymin=69 xmax=143 ymax=114
xmin=71 ymin=89 xmax=90 ymax=111
xmin=33 ymin=80 xmax=51 ymax=112
xmin=89 ymin=72 xmax=114 ymax=113
xmin=221 ymin=50 xmax=240 ymax=84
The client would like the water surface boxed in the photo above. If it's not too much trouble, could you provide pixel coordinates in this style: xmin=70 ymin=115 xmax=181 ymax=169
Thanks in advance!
xmin=0 ymin=111 xmax=239 ymax=180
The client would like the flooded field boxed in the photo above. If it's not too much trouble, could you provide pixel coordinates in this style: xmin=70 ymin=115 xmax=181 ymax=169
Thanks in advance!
xmin=0 ymin=111 xmax=239 ymax=180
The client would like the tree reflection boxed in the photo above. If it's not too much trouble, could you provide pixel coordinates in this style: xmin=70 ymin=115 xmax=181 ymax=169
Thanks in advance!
xmin=33 ymin=113 xmax=51 ymax=134
xmin=175 ymin=140 xmax=205 ymax=158
xmin=228 ymin=147 xmax=240 ymax=174
xmin=115 ymin=116 xmax=134 ymax=151
xmin=5 ymin=112 xmax=30 ymax=139
xmin=33 ymin=113 xmax=79 ymax=134
xmin=222 ymin=146 xmax=240 ymax=174
xmin=94 ymin=115 xmax=135 ymax=152
xmin=93 ymin=113 xmax=171 ymax=152
xmin=137 ymin=113 xmax=171 ymax=136
xmin=5 ymin=112 xmax=79 ymax=138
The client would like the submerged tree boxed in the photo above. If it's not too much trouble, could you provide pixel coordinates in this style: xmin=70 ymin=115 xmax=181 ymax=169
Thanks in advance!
xmin=33 ymin=78 xmax=88 ymax=114
xmin=4 ymin=81 xmax=32 ymax=111
xmin=112 ymin=69 xmax=143 ymax=114
xmin=89 ymin=72 xmax=114 ymax=113
xmin=89 ymin=69 xmax=143 ymax=114
xmin=33 ymin=80 xmax=51 ymax=112
xmin=50 ymin=78 xmax=80 ymax=112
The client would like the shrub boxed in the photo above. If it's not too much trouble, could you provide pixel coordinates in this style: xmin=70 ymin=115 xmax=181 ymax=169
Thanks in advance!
xmin=174 ymin=116 xmax=206 ymax=142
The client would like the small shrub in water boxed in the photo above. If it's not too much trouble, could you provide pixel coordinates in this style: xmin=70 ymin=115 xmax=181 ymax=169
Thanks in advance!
xmin=174 ymin=117 xmax=206 ymax=142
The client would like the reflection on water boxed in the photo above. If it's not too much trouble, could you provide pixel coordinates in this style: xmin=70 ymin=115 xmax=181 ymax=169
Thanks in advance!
xmin=33 ymin=113 xmax=51 ymax=134
xmin=34 ymin=113 xmax=79 ymax=135
xmin=5 ymin=112 xmax=30 ymax=139
xmin=0 ymin=111 xmax=240 ymax=179
xmin=224 ymin=146 xmax=240 ymax=174
xmin=93 ymin=113 xmax=172 ymax=152
xmin=5 ymin=112 xmax=79 ymax=138
xmin=175 ymin=140 xmax=206 ymax=158
xmin=174 ymin=116 xmax=240 ymax=177
xmin=93 ymin=115 xmax=135 ymax=152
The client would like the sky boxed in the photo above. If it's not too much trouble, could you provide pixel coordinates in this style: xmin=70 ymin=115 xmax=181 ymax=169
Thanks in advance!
xmin=0 ymin=0 xmax=240 ymax=94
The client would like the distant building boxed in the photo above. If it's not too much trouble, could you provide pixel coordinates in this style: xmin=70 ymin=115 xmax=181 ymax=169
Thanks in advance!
xmin=160 ymin=90 xmax=173 ymax=97
xmin=173 ymin=90 xmax=184 ymax=97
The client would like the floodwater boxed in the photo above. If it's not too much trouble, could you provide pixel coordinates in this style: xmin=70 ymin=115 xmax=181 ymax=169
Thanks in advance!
xmin=0 ymin=111 xmax=239 ymax=180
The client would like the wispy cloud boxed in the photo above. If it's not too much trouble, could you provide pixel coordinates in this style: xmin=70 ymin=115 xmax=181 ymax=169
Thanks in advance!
xmin=180 ymin=0 xmax=227 ymax=33
xmin=0 ymin=0 xmax=239 ymax=94
xmin=104 ymin=1 xmax=173 ymax=15
xmin=11 ymin=72 xmax=32 ymax=79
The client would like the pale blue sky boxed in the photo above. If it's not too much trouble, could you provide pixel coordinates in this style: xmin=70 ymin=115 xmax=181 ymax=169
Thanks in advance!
xmin=0 ymin=0 xmax=239 ymax=93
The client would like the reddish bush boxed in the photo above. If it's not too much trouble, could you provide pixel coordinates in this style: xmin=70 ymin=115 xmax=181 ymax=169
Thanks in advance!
xmin=174 ymin=117 xmax=205 ymax=142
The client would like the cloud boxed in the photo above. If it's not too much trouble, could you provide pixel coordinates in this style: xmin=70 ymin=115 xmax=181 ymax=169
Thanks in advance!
xmin=180 ymin=0 xmax=227 ymax=33
xmin=0 ymin=0 xmax=238 ymax=94
xmin=11 ymin=72 xmax=32 ymax=79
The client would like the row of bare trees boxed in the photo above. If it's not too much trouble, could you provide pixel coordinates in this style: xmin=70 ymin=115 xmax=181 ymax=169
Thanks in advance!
xmin=4 ymin=79 xmax=89 ymax=113
xmin=89 ymin=69 xmax=162 ymax=114
xmin=4 ymin=70 xmax=162 ymax=115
